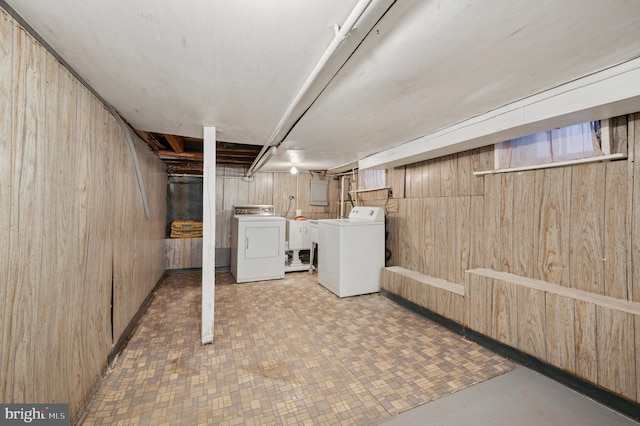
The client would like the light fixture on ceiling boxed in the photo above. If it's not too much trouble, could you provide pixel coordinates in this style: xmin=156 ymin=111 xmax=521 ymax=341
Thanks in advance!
xmin=290 ymin=166 xmax=298 ymax=175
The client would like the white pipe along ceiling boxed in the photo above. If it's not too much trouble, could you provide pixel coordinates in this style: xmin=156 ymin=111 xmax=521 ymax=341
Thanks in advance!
xmin=4 ymin=0 xmax=640 ymax=173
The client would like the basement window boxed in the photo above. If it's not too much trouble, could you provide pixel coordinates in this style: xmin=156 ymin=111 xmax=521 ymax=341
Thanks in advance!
xmin=475 ymin=119 xmax=626 ymax=175
xmin=357 ymin=169 xmax=386 ymax=191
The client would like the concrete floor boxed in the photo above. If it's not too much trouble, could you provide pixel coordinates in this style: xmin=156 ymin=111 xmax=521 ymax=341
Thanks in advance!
xmin=380 ymin=366 xmax=639 ymax=426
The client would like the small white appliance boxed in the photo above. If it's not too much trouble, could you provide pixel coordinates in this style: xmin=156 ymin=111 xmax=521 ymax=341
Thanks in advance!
xmin=231 ymin=205 xmax=285 ymax=283
xmin=285 ymin=219 xmax=312 ymax=272
xmin=317 ymin=206 xmax=385 ymax=297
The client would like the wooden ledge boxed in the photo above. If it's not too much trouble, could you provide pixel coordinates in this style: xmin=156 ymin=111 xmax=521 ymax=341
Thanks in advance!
xmin=466 ymin=268 xmax=640 ymax=315
xmin=384 ymin=266 xmax=464 ymax=296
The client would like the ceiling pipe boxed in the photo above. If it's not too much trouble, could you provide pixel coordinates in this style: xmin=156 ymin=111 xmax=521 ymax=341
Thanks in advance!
xmin=246 ymin=0 xmax=374 ymax=177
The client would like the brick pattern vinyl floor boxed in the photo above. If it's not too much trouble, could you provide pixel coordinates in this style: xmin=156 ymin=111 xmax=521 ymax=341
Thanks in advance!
xmin=80 ymin=271 xmax=514 ymax=425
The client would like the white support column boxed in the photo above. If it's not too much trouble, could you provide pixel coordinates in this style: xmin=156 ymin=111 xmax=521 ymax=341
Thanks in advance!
xmin=201 ymin=126 xmax=216 ymax=344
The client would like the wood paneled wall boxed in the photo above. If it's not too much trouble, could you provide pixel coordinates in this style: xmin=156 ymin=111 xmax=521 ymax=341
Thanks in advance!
xmin=383 ymin=147 xmax=492 ymax=280
xmin=376 ymin=114 xmax=640 ymax=402
xmin=215 ymin=167 xmax=339 ymax=249
xmin=382 ymin=121 xmax=636 ymax=300
xmin=0 ymin=10 xmax=166 ymax=423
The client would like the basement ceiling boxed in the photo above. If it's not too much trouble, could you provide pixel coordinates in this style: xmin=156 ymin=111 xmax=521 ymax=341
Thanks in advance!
xmin=4 ymin=0 xmax=640 ymax=175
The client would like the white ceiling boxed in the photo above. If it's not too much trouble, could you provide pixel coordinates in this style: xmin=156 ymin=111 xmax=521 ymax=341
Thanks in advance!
xmin=5 ymin=0 xmax=640 ymax=172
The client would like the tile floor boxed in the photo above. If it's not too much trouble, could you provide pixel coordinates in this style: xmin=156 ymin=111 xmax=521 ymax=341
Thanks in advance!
xmin=80 ymin=271 xmax=516 ymax=425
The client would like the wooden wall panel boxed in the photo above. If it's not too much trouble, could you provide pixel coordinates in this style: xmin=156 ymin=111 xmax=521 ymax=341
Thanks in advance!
xmin=0 ymin=9 xmax=13 ymax=402
xmin=516 ymin=286 xmax=546 ymax=359
xmin=574 ymin=299 xmax=598 ymax=384
xmin=491 ymin=279 xmax=517 ymax=347
xmin=570 ymin=163 xmax=605 ymax=293
xmin=499 ymin=173 xmax=513 ymax=273
xmin=251 ymin=172 xmax=273 ymax=206
xmin=387 ymin=166 xmax=405 ymax=199
xmin=418 ymin=199 xmax=433 ymax=275
xmin=432 ymin=197 xmax=449 ymax=278
xmin=512 ymin=171 xmax=536 ymax=276
xmin=535 ymin=168 xmax=571 ymax=285
xmin=483 ymin=174 xmax=501 ymax=270
xmin=7 ymin=26 xmax=46 ymax=402
xmin=405 ymin=162 xmax=422 ymax=198
xmin=464 ymin=274 xmax=481 ymax=330
xmin=637 ymin=315 xmax=640 ymax=402
xmin=272 ymin=172 xmax=295 ymax=214
xmin=425 ymin=158 xmax=441 ymax=197
xmin=611 ymin=115 xmax=628 ymax=155
xmin=470 ymin=147 xmax=492 ymax=195
xmin=633 ymin=114 xmax=640 ymax=303
xmin=596 ymin=307 xmax=636 ymax=401
xmin=455 ymin=197 xmax=471 ymax=284
xmin=457 ymin=151 xmax=472 ymax=196
xmin=441 ymin=154 xmax=458 ymax=197
xmin=604 ymin=161 xmax=629 ymax=299
xmin=396 ymin=199 xmax=411 ymax=268
xmin=444 ymin=198 xmax=457 ymax=282
xmin=468 ymin=196 xmax=484 ymax=270
xmin=406 ymin=198 xmax=423 ymax=272
xmin=545 ymin=293 xmax=575 ymax=371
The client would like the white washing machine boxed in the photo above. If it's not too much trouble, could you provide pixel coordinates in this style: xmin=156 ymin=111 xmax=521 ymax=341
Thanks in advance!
xmin=317 ymin=207 xmax=385 ymax=297
xmin=231 ymin=205 xmax=285 ymax=283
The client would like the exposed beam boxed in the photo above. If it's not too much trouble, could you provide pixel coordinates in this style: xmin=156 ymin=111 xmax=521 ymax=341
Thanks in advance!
xmin=157 ymin=150 xmax=203 ymax=161
xmin=164 ymin=134 xmax=185 ymax=154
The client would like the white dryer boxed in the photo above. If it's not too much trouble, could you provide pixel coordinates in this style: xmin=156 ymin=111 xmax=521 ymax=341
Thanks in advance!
xmin=317 ymin=207 xmax=385 ymax=297
xmin=231 ymin=205 xmax=285 ymax=283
